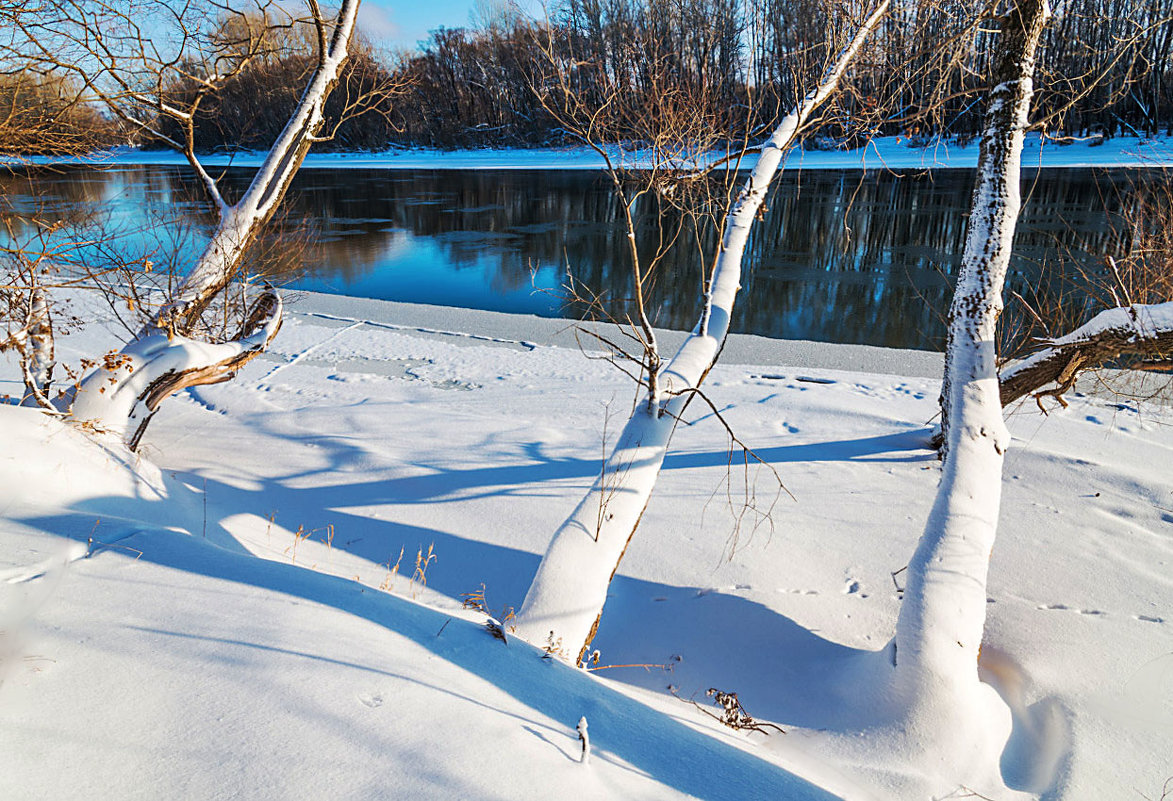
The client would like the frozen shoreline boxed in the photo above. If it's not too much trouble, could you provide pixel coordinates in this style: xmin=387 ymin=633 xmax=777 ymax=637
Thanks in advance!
xmin=9 ymin=133 xmax=1173 ymax=171
xmin=289 ymin=289 xmax=946 ymax=378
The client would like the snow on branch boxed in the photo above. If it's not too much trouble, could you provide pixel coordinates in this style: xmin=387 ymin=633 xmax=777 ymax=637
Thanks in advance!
xmin=70 ymin=289 xmax=283 ymax=449
xmin=1000 ymin=301 xmax=1173 ymax=407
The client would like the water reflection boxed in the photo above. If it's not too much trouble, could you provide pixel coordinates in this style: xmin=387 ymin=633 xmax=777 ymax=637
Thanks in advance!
xmin=0 ymin=164 xmax=1144 ymax=350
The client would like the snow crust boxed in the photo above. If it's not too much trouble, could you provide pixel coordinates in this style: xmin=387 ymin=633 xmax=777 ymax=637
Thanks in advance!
xmin=8 ymin=133 xmax=1173 ymax=172
xmin=2 ymin=291 xmax=1171 ymax=799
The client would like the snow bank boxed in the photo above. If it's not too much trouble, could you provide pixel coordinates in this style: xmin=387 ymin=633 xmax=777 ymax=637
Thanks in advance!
xmin=9 ymin=133 xmax=1173 ymax=171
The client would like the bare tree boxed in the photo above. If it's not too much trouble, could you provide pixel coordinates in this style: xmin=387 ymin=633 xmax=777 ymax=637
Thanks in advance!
xmin=0 ymin=69 xmax=121 ymax=155
xmin=512 ymin=0 xmax=891 ymax=663
xmin=3 ymin=0 xmax=398 ymax=449
xmin=1 ymin=85 xmax=132 ymax=410
xmin=2 ymin=243 xmax=58 ymax=409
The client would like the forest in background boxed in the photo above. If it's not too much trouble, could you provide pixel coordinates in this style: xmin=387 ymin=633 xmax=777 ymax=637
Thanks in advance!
xmin=3 ymin=0 xmax=1173 ymax=154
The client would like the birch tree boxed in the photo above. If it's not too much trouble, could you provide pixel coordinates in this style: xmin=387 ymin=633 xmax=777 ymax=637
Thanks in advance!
xmin=893 ymin=0 xmax=1050 ymax=695
xmin=1 ymin=245 xmax=57 ymax=409
xmin=512 ymin=0 xmax=891 ymax=663
xmin=4 ymin=0 xmax=384 ymax=449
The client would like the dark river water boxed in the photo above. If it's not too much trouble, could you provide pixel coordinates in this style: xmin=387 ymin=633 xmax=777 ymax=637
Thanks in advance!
xmin=0 ymin=164 xmax=1152 ymax=351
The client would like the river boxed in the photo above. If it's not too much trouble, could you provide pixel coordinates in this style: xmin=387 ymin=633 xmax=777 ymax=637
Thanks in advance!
xmin=0 ymin=163 xmax=1151 ymax=351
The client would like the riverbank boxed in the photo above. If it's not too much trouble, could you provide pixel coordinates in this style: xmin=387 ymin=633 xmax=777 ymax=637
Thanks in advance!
xmin=9 ymin=132 xmax=1173 ymax=171
xmin=291 ymin=290 xmax=947 ymax=377
xmin=2 ymin=290 xmax=1170 ymax=799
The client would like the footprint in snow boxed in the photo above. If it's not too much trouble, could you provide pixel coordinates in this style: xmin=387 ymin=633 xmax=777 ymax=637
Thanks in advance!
xmin=1037 ymin=603 xmax=1107 ymax=616
xmin=358 ymin=693 xmax=384 ymax=709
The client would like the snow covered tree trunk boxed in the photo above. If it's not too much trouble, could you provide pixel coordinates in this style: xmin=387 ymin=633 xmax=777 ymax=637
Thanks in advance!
xmin=895 ymin=0 xmax=1050 ymax=688
xmin=999 ymin=301 xmax=1173 ymax=406
xmin=513 ymin=1 xmax=891 ymax=663
xmin=158 ymin=0 xmax=360 ymax=338
xmin=69 ymin=0 xmax=362 ymax=447
xmin=18 ymin=285 xmax=53 ymax=409
xmin=70 ymin=291 xmax=283 ymax=450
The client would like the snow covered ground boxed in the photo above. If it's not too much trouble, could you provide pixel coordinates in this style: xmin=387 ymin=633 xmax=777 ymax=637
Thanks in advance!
xmin=10 ymin=132 xmax=1173 ymax=171
xmin=1 ymin=290 xmax=1171 ymax=799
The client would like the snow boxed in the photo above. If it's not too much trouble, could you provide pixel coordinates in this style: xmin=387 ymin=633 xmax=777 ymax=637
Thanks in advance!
xmin=2 ymin=289 xmax=1171 ymax=799
xmin=7 ymin=132 xmax=1173 ymax=172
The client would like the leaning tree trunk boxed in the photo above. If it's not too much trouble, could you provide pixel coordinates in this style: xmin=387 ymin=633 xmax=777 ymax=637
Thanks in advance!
xmin=68 ymin=0 xmax=362 ymax=448
xmin=18 ymin=284 xmax=53 ymax=409
xmin=894 ymin=0 xmax=1050 ymax=689
xmin=70 ymin=293 xmax=283 ymax=450
xmin=512 ymin=1 xmax=891 ymax=663
xmin=999 ymin=301 xmax=1173 ymax=406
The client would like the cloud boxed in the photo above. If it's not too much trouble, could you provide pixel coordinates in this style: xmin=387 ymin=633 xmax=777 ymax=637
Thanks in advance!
xmin=357 ymin=3 xmax=400 ymax=44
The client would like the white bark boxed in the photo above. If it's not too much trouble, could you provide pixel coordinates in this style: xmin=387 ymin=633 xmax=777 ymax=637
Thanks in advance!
xmin=513 ymin=1 xmax=891 ymax=662
xmin=160 ymin=0 xmax=361 ymax=337
xmin=577 ymin=716 xmax=590 ymax=765
xmin=71 ymin=0 xmax=362 ymax=446
xmin=71 ymin=293 xmax=282 ymax=447
xmin=895 ymin=0 xmax=1050 ymax=688
xmin=19 ymin=286 xmax=53 ymax=409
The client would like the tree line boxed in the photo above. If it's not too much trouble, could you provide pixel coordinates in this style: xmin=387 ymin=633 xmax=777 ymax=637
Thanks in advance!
xmin=3 ymin=0 xmax=1171 ymax=155
xmin=393 ymin=0 xmax=1173 ymax=148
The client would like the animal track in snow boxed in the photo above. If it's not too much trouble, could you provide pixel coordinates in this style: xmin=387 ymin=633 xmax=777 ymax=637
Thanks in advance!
xmin=1037 ymin=604 xmax=1168 ymax=623
xmin=1036 ymin=603 xmax=1110 ymax=617
xmin=184 ymin=388 xmax=228 ymax=415
xmin=891 ymin=383 xmax=927 ymax=400
xmin=358 ymin=692 xmax=384 ymax=708
xmin=299 ymin=311 xmax=537 ymax=351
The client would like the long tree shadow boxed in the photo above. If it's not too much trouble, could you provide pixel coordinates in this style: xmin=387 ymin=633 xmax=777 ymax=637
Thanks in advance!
xmin=135 ymin=419 xmax=934 ymax=618
xmin=138 ymin=418 xmax=939 ymax=734
xmin=16 ymin=416 xmax=1062 ymax=795
xmin=180 ymin=414 xmax=934 ymax=511
xmin=19 ymin=504 xmax=845 ymax=801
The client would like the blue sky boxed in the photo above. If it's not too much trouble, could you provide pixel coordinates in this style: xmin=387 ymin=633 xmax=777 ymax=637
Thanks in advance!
xmin=360 ymin=1 xmax=532 ymax=52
